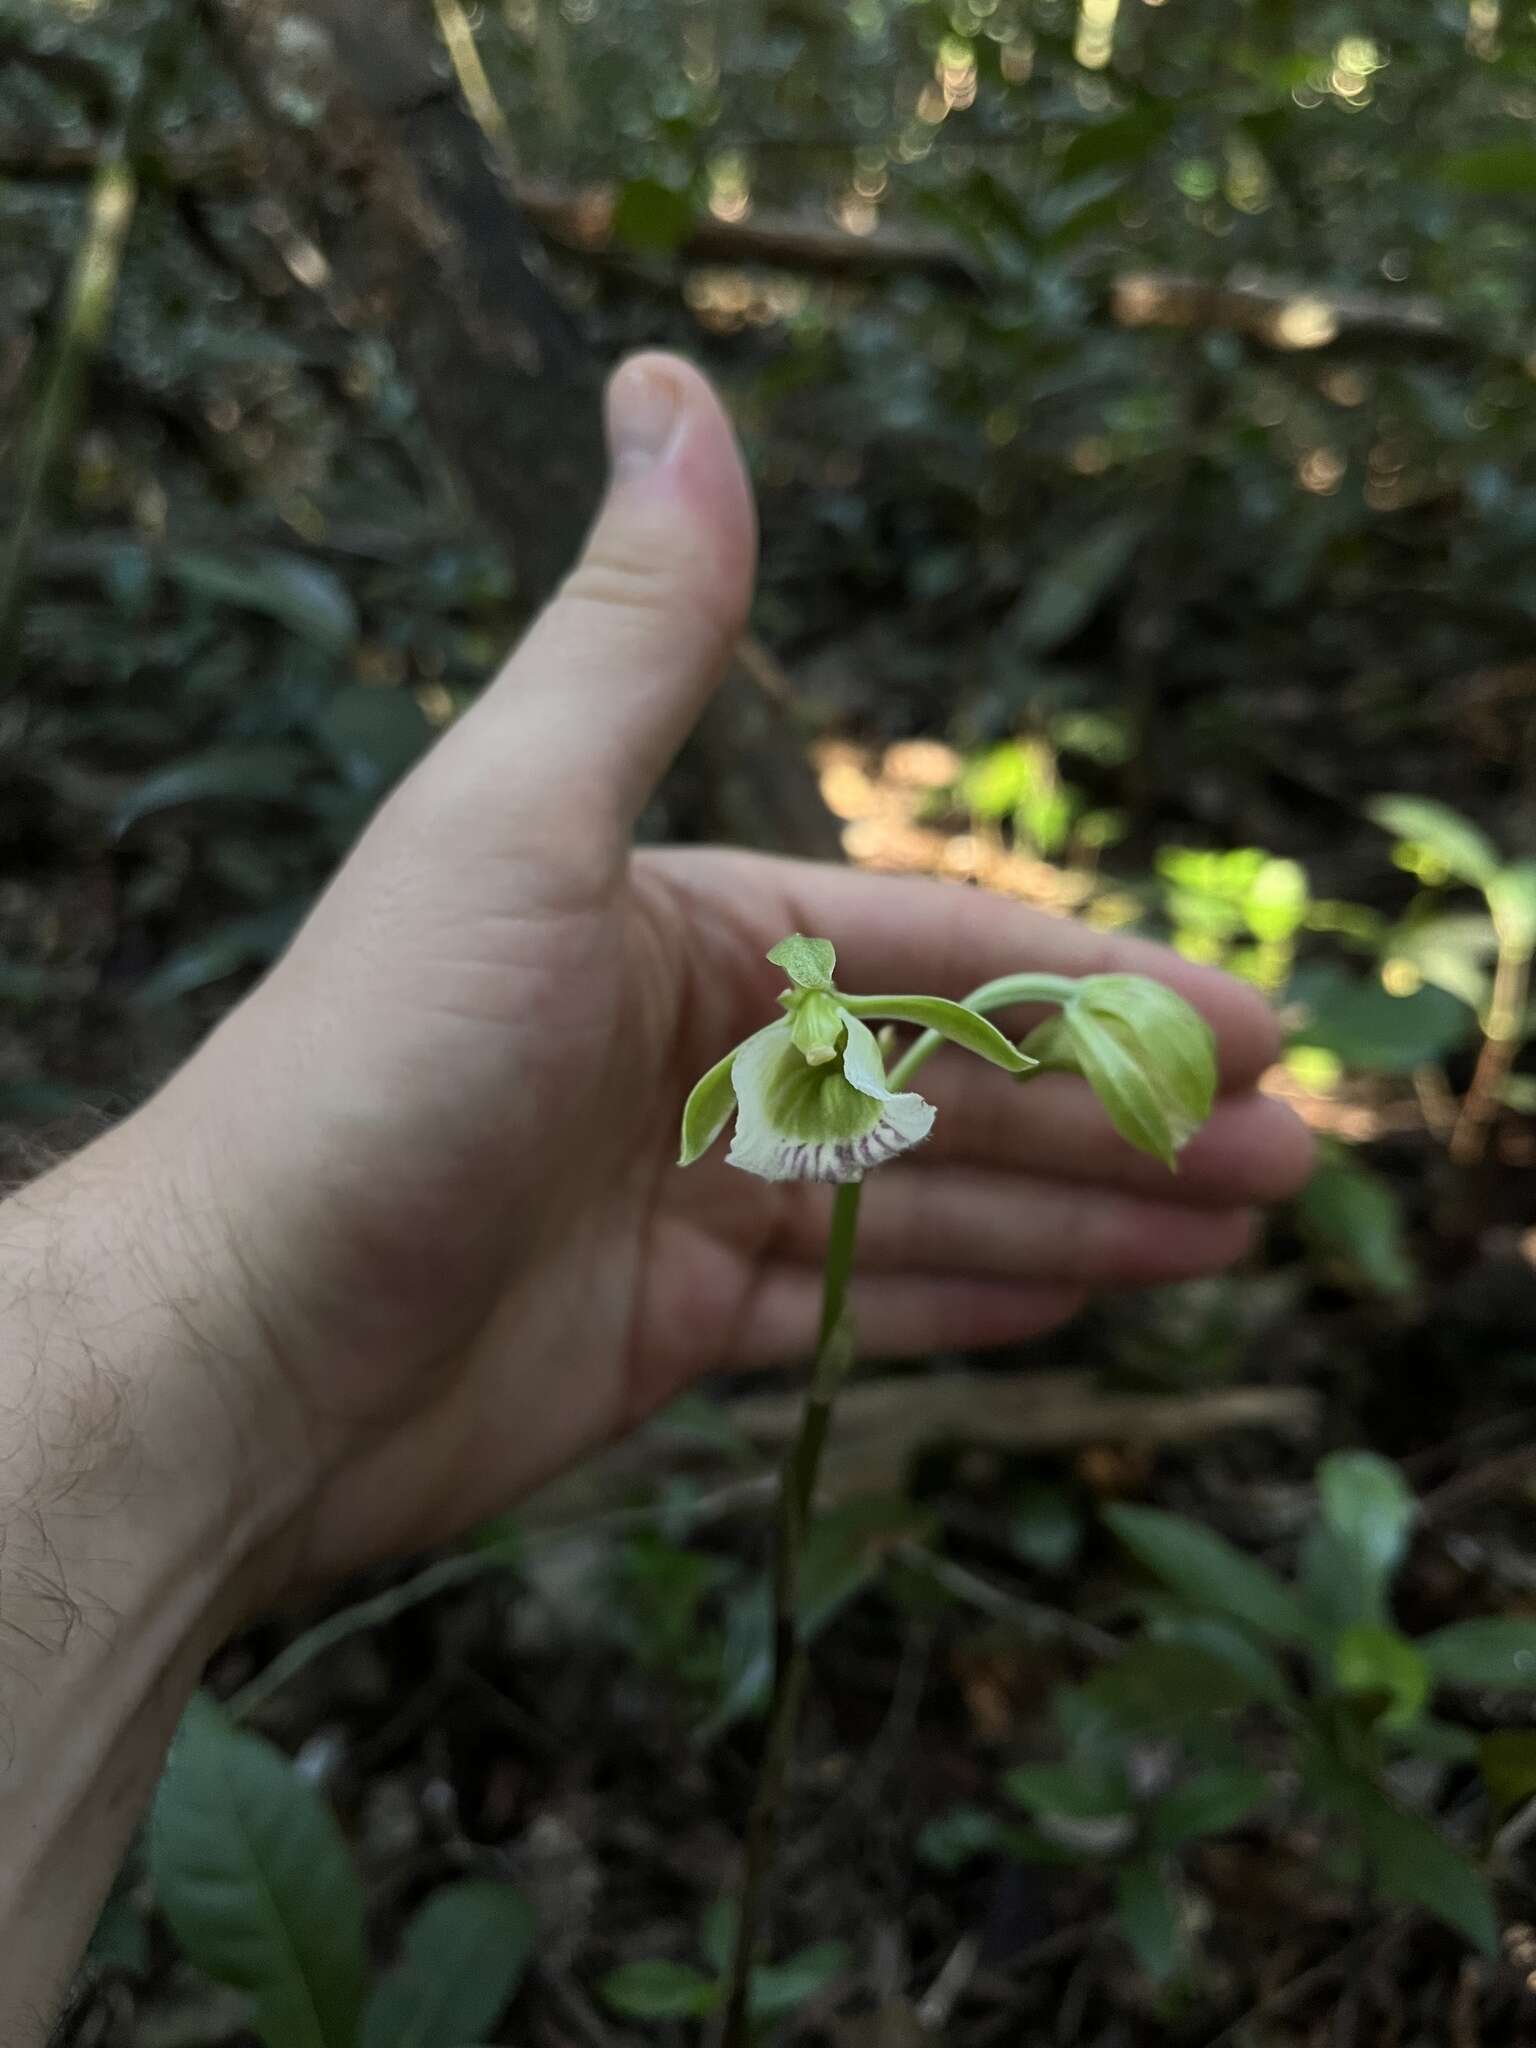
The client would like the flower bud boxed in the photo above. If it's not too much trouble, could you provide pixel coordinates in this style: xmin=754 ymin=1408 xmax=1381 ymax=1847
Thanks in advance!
xmin=1021 ymin=974 xmax=1216 ymax=1169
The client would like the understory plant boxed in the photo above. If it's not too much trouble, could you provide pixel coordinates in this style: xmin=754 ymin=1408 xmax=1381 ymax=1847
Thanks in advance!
xmin=1368 ymin=794 xmax=1536 ymax=1164
xmin=147 ymin=1694 xmax=535 ymax=2048
xmin=678 ymin=934 xmax=1218 ymax=2045
xmin=925 ymin=1451 xmax=1536 ymax=1983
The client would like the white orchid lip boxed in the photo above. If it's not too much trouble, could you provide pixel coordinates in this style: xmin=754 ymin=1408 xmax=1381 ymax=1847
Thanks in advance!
xmin=726 ymin=1011 xmax=935 ymax=1184
xmin=677 ymin=933 xmax=1036 ymax=1186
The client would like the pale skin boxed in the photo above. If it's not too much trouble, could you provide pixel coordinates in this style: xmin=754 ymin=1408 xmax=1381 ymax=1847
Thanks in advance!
xmin=0 ymin=355 xmax=1313 ymax=2042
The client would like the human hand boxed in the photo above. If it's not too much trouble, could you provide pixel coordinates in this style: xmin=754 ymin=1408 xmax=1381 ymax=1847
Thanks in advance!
xmin=99 ymin=354 xmax=1313 ymax=1603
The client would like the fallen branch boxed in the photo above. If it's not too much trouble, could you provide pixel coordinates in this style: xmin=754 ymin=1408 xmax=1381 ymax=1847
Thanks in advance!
xmin=524 ymin=1368 xmax=1317 ymax=1525
xmin=0 ymin=128 xmax=1493 ymax=363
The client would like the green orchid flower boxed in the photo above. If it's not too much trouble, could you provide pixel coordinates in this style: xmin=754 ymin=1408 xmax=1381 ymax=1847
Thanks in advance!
xmin=678 ymin=934 xmax=1036 ymax=1183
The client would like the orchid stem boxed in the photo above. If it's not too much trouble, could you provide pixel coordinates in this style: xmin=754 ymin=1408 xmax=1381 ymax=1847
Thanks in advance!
xmin=719 ymin=1176 xmax=863 ymax=2048
xmin=888 ymin=970 xmax=1075 ymax=1090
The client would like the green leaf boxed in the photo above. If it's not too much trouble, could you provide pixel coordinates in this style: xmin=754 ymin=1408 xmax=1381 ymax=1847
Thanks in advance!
xmin=1144 ymin=1614 xmax=1295 ymax=1708
xmin=1296 ymin=1153 xmax=1415 ymax=1299
xmin=1421 ymin=1617 xmax=1536 ymax=1691
xmin=915 ymin=1805 xmax=1019 ymax=1871
xmin=1061 ymin=104 xmax=1174 ymax=181
xmin=148 ymin=1694 xmax=367 ymax=2048
xmin=1333 ymin=1625 xmax=1430 ymax=1730
xmin=1004 ymin=1760 xmax=1131 ymax=1823
xmin=749 ymin=1942 xmax=849 ymax=2018
xmin=164 ymin=548 xmax=358 ymax=652
xmin=1478 ymin=1730 xmax=1536 ymax=1814
xmin=1114 ymin=1859 xmax=1182 ymax=1982
xmin=1287 ymin=967 xmax=1476 ymax=1072
xmin=678 ymin=1043 xmax=740 ymax=1166
xmin=1366 ymin=796 xmax=1500 ymax=890
xmin=1488 ymin=862 xmax=1536 ymax=952
xmin=1008 ymin=518 xmax=1144 ymax=654
xmin=1104 ymin=1503 xmax=1308 ymax=1643
xmin=1357 ymin=1789 xmax=1498 ymax=1955
xmin=362 ymin=1883 xmax=535 ymax=2048
xmin=112 ymin=745 xmax=312 ymax=835
xmin=1081 ymin=1642 xmax=1270 ymax=1734
xmin=797 ymin=1496 xmax=934 ymax=1634
xmin=313 ymin=685 xmax=432 ymax=792
xmin=840 ymin=992 xmax=1033 ymax=1072
xmin=767 ymin=933 xmax=838 ymax=989
xmin=131 ymin=906 xmax=301 ymax=1010
xmin=699 ymin=1898 xmax=736 ymax=1976
xmin=704 ymin=1498 xmax=930 ymax=1732
xmin=1146 ymin=1766 xmax=1269 ymax=1849
xmin=88 ymin=1864 xmax=150 ymax=1974
xmin=1435 ymin=141 xmax=1536 ymax=194
xmin=1316 ymin=1451 xmax=1416 ymax=1628
xmin=1394 ymin=1716 xmax=1481 ymax=1765
xmin=611 ymin=177 xmax=694 ymax=255
xmin=1382 ymin=915 xmax=1496 ymax=1016
xmin=597 ymin=1960 xmax=720 ymax=2020
xmin=1024 ymin=976 xmax=1216 ymax=1168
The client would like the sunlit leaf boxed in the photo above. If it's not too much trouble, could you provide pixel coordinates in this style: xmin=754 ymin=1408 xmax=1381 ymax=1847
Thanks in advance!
xmin=1366 ymin=796 xmax=1499 ymax=890
xmin=1488 ymin=862 xmax=1536 ymax=952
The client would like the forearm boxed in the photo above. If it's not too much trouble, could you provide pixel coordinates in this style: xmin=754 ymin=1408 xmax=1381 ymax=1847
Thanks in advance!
xmin=0 ymin=1125 xmax=302 ymax=2043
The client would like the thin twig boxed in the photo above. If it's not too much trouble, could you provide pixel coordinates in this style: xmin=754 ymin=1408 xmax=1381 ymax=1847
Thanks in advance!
xmin=0 ymin=113 xmax=141 ymax=685
xmin=1450 ymin=935 xmax=1531 ymax=1165
xmin=226 ymin=1471 xmax=773 ymax=1721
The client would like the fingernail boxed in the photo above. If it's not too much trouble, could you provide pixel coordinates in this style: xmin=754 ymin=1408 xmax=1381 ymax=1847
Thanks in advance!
xmin=606 ymin=359 xmax=683 ymax=478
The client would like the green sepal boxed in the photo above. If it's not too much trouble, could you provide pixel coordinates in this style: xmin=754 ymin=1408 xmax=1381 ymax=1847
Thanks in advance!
xmin=1021 ymin=974 xmax=1216 ymax=1169
xmin=767 ymin=933 xmax=837 ymax=990
xmin=678 ymin=1043 xmax=742 ymax=1167
xmin=840 ymin=994 xmax=1036 ymax=1074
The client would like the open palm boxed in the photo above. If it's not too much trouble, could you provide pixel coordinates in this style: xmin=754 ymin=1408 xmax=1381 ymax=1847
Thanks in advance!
xmin=148 ymin=356 xmax=1311 ymax=1588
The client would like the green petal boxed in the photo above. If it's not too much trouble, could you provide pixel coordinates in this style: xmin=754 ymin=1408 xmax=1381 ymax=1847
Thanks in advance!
xmin=766 ymin=933 xmax=838 ymax=991
xmin=728 ymin=1016 xmax=933 ymax=1182
xmin=677 ymin=1030 xmax=779 ymax=1168
xmin=840 ymin=994 xmax=1036 ymax=1073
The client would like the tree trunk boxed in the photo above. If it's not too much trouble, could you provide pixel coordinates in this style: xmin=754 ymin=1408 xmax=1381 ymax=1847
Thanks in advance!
xmin=203 ymin=0 xmax=839 ymax=855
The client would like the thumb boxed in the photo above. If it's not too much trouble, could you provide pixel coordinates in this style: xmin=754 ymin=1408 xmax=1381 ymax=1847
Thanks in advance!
xmin=449 ymin=351 xmax=757 ymax=838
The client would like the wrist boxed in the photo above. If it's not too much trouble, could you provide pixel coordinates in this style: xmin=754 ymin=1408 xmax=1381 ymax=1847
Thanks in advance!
xmin=0 ymin=1119 xmax=314 ymax=2035
xmin=0 ymin=1111 xmax=315 ymax=1635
